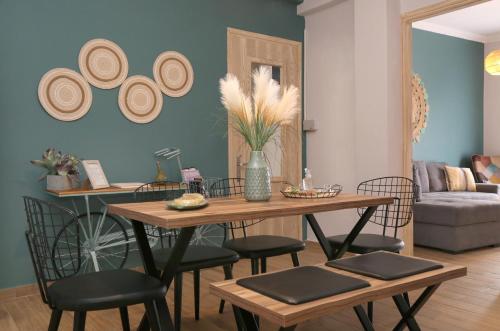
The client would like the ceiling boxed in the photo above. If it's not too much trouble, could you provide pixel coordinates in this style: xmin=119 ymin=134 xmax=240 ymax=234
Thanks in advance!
xmin=413 ymin=0 xmax=500 ymax=43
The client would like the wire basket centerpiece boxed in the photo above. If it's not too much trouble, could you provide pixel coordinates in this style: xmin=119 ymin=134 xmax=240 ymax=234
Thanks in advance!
xmin=280 ymin=183 xmax=343 ymax=199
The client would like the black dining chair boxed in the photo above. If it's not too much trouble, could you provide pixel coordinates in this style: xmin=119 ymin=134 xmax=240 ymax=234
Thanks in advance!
xmin=326 ymin=176 xmax=417 ymax=321
xmin=23 ymin=196 xmax=170 ymax=331
xmin=134 ymin=181 xmax=239 ymax=331
xmin=209 ymin=178 xmax=305 ymax=275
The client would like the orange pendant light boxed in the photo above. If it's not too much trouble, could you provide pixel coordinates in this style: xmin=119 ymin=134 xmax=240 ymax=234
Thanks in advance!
xmin=485 ymin=50 xmax=500 ymax=75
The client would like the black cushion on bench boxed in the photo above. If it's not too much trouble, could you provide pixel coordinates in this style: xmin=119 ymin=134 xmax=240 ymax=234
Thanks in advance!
xmin=326 ymin=251 xmax=443 ymax=281
xmin=236 ymin=266 xmax=370 ymax=305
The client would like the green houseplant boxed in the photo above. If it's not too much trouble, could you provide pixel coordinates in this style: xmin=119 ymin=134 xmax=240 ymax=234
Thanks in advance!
xmin=31 ymin=148 xmax=81 ymax=190
xmin=219 ymin=67 xmax=299 ymax=201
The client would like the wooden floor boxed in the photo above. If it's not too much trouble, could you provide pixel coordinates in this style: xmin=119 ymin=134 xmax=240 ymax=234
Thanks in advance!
xmin=1 ymin=242 xmax=499 ymax=331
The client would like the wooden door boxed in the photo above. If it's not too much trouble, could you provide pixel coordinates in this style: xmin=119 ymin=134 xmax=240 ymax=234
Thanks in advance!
xmin=227 ymin=28 xmax=302 ymax=240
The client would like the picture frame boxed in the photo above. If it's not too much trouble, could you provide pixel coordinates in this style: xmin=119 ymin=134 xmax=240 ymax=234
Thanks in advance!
xmin=82 ymin=160 xmax=110 ymax=189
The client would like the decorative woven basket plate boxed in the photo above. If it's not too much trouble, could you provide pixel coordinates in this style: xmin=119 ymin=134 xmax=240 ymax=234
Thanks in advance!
xmin=153 ymin=51 xmax=194 ymax=97
xmin=411 ymin=73 xmax=429 ymax=143
xmin=118 ymin=75 xmax=163 ymax=124
xmin=280 ymin=184 xmax=343 ymax=199
xmin=79 ymin=39 xmax=129 ymax=89
xmin=38 ymin=68 xmax=92 ymax=121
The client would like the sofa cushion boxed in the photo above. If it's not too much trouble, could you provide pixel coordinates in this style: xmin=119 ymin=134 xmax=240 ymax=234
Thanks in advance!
xmin=444 ymin=166 xmax=476 ymax=192
xmin=426 ymin=162 xmax=448 ymax=192
xmin=421 ymin=191 xmax=500 ymax=201
xmin=476 ymin=183 xmax=500 ymax=194
xmin=413 ymin=160 xmax=429 ymax=193
xmin=414 ymin=195 xmax=500 ymax=227
xmin=413 ymin=167 xmax=423 ymax=201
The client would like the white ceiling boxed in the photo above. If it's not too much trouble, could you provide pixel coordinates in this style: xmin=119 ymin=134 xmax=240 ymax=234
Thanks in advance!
xmin=413 ymin=0 xmax=500 ymax=43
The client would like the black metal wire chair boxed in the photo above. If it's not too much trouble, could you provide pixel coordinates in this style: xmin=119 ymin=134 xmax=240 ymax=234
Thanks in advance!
xmin=328 ymin=177 xmax=416 ymax=255
xmin=134 ymin=182 xmax=239 ymax=331
xmin=209 ymin=178 xmax=305 ymax=275
xmin=23 ymin=196 xmax=169 ymax=331
xmin=326 ymin=176 xmax=417 ymax=322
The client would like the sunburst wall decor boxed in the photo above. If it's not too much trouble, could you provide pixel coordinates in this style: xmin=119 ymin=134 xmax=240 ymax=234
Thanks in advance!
xmin=411 ymin=73 xmax=430 ymax=143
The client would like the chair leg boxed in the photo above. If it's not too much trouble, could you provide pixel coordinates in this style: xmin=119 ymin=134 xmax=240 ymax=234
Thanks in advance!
xmin=155 ymin=298 xmax=175 ymax=330
xmin=260 ymin=257 xmax=267 ymax=273
xmin=48 ymin=309 xmax=62 ymax=331
xmin=193 ymin=269 xmax=200 ymax=321
xmin=291 ymin=252 xmax=300 ymax=267
xmin=367 ymin=302 xmax=374 ymax=322
xmin=119 ymin=306 xmax=130 ymax=331
xmin=251 ymin=258 xmax=259 ymax=275
xmin=174 ymin=273 xmax=183 ymax=331
xmin=144 ymin=301 xmax=161 ymax=331
xmin=219 ymin=264 xmax=234 ymax=314
xmin=73 ymin=311 xmax=86 ymax=331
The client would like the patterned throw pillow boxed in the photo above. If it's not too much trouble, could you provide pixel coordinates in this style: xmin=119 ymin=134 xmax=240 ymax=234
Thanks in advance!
xmin=472 ymin=155 xmax=500 ymax=184
xmin=444 ymin=166 xmax=476 ymax=192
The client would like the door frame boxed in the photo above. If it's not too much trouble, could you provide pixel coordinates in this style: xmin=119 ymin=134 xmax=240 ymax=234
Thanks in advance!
xmin=401 ymin=0 xmax=490 ymax=253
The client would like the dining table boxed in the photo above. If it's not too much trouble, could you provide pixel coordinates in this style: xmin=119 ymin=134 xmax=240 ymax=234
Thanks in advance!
xmin=107 ymin=192 xmax=394 ymax=331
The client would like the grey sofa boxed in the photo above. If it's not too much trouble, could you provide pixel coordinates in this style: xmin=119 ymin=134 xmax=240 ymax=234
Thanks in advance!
xmin=413 ymin=161 xmax=500 ymax=253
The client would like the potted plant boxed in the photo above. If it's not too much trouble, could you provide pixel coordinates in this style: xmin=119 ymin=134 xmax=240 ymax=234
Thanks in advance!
xmin=31 ymin=148 xmax=81 ymax=190
xmin=219 ymin=67 xmax=299 ymax=201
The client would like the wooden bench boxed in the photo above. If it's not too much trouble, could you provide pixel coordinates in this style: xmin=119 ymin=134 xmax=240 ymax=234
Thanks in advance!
xmin=210 ymin=258 xmax=466 ymax=331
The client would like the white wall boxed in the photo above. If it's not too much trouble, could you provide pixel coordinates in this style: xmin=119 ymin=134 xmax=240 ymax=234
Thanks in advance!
xmin=484 ymin=41 xmax=500 ymax=155
xmin=400 ymin=0 xmax=442 ymax=13
xmin=303 ymin=0 xmax=402 ymax=239
xmin=301 ymin=0 xmax=440 ymax=240
xmin=304 ymin=0 xmax=358 ymax=238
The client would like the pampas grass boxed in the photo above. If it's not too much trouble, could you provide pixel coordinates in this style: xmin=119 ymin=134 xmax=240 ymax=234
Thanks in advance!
xmin=219 ymin=67 xmax=299 ymax=151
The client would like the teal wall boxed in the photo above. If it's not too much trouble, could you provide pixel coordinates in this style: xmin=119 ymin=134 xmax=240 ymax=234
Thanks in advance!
xmin=412 ymin=29 xmax=484 ymax=167
xmin=0 ymin=0 xmax=304 ymax=289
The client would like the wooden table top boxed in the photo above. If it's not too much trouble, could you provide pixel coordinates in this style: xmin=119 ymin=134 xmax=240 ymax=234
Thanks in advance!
xmin=47 ymin=182 xmax=187 ymax=198
xmin=107 ymin=193 xmax=394 ymax=229
xmin=210 ymin=257 xmax=467 ymax=327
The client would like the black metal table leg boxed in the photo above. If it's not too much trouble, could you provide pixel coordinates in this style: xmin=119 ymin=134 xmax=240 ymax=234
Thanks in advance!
xmin=233 ymin=306 xmax=259 ymax=331
xmin=305 ymin=213 xmax=335 ymax=260
xmin=331 ymin=206 xmax=378 ymax=259
xmin=160 ymin=227 xmax=196 ymax=285
xmin=305 ymin=206 xmax=378 ymax=261
xmin=133 ymin=220 xmax=196 ymax=331
xmin=392 ymin=284 xmax=440 ymax=331
xmin=353 ymin=305 xmax=375 ymax=331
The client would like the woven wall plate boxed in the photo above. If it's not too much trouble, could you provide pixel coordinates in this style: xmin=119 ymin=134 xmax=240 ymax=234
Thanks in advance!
xmin=153 ymin=51 xmax=194 ymax=97
xmin=411 ymin=73 xmax=430 ymax=143
xmin=38 ymin=68 xmax=93 ymax=121
xmin=79 ymin=39 xmax=129 ymax=89
xmin=118 ymin=75 xmax=163 ymax=124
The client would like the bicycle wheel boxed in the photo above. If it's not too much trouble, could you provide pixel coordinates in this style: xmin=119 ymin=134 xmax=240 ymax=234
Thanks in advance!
xmin=76 ymin=212 xmax=130 ymax=272
xmin=190 ymin=224 xmax=225 ymax=247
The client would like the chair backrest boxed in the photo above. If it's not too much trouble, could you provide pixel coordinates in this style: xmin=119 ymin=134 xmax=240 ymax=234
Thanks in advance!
xmin=356 ymin=177 xmax=417 ymax=238
xmin=23 ymin=196 xmax=82 ymax=304
xmin=209 ymin=178 xmax=264 ymax=239
xmin=134 ymin=181 xmax=187 ymax=246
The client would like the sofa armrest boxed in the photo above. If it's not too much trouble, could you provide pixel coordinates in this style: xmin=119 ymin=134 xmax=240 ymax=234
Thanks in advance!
xmin=476 ymin=183 xmax=500 ymax=194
